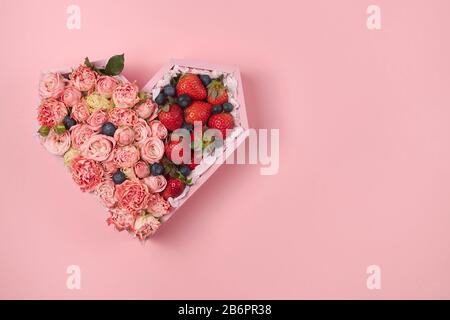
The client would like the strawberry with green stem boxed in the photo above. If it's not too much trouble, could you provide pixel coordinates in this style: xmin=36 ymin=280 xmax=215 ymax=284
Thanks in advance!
xmin=207 ymin=77 xmax=228 ymax=105
xmin=208 ymin=112 xmax=235 ymax=139
xmin=176 ymin=74 xmax=207 ymax=100
xmin=162 ymin=177 xmax=186 ymax=200
xmin=158 ymin=102 xmax=183 ymax=131
xmin=184 ymin=101 xmax=212 ymax=125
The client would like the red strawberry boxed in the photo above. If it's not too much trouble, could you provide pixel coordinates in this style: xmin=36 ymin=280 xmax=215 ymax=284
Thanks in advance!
xmin=188 ymin=153 xmax=200 ymax=170
xmin=162 ymin=178 xmax=185 ymax=200
xmin=207 ymin=79 xmax=228 ymax=105
xmin=207 ymin=113 xmax=234 ymax=138
xmin=176 ymin=74 xmax=207 ymax=100
xmin=165 ymin=140 xmax=184 ymax=162
xmin=184 ymin=101 xmax=212 ymax=125
xmin=158 ymin=104 xmax=183 ymax=131
xmin=188 ymin=163 xmax=199 ymax=170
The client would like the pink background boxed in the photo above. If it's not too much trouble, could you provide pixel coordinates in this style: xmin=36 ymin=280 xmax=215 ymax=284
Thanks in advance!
xmin=1 ymin=0 xmax=450 ymax=299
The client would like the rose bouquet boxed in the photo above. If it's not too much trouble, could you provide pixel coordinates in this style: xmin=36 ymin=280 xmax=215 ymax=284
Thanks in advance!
xmin=37 ymin=55 xmax=246 ymax=241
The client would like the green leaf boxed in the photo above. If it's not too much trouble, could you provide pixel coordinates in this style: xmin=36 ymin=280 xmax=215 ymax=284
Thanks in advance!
xmin=54 ymin=124 xmax=66 ymax=135
xmin=84 ymin=57 xmax=94 ymax=68
xmin=174 ymin=171 xmax=193 ymax=186
xmin=104 ymin=54 xmax=124 ymax=76
xmin=161 ymin=157 xmax=193 ymax=186
xmin=162 ymin=157 xmax=177 ymax=176
xmin=167 ymin=96 xmax=175 ymax=104
xmin=165 ymin=96 xmax=175 ymax=107
xmin=38 ymin=125 xmax=50 ymax=137
xmin=138 ymin=92 xmax=149 ymax=100
xmin=159 ymin=96 xmax=175 ymax=112
xmin=170 ymin=73 xmax=182 ymax=87
xmin=84 ymin=57 xmax=105 ymax=74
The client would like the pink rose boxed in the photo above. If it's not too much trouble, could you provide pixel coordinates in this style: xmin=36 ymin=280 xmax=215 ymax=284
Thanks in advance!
xmin=112 ymin=82 xmax=140 ymax=108
xmin=95 ymin=181 xmax=117 ymax=208
xmin=62 ymin=86 xmax=81 ymax=107
xmin=39 ymin=73 xmax=65 ymax=99
xmin=70 ymin=65 xmax=97 ymax=92
xmin=134 ymin=214 xmax=161 ymax=240
xmin=71 ymin=156 xmax=104 ymax=192
xmin=106 ymin=208 xmax=136 ymax=232
xmin=37 ymin=99 xmax=68 ymax=127
xmin=96 ymin=76 xmax=118 ymax=97
xmin=43 ymin=130 xmax=71 ymax=156
xmin=70 ymin=124 xmax=95 ymax=149
xmin=114 ymin=126 xmax=135 ymax=146
xmin=133 ymin=99 xmax=157 ymax=120
xmin=113 ymin=145 xmax=140 ymax=168
xmin=147 ymin=193 xmax=171 ymax=217
xmin=149 ymin=120 xmax=168 ymax=139
xmin=133 ymin=119 xmax=152 ymax=144
xmin=114 ymin=180 xmax=150 ymax=213
xmin=108 ymin=108 xmax=138 ymax=127
xmin=140 ymin=137 xmax=164 ymax=164
xmin=71 ymin=100 xmax=90 ymax=122
xmin=80 ymin=134 xmax=115 ymax=162
xmin=143 ymin=175 xmax=167 ymax=193
xmin=86 ymin=109 xmax=108 ymax=130
xmin=134 ymin=161 xmax=150 ymax=179
xmin=102 ymin=160 xmax=118 ymax=176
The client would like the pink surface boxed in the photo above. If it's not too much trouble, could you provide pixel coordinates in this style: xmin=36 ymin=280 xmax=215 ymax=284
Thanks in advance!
xmin=1 ymin=0 xmax=450 ymax=299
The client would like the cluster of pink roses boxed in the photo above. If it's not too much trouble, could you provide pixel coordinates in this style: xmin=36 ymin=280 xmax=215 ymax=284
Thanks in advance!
xmin=37 ymin=62 xmax=174 ymax=241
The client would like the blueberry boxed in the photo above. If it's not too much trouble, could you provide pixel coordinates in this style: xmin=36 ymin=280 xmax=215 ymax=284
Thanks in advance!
xmin=179 ymin=165 xmax=191 ymax=177
xmin=223 ymin=102 xmax=234 ymax=112
xmin=101 ymin=122 xmax=117 ymax=137
xmin=199 ymin=74 xmax=211 ymax=86
xmin=155 ymin=93 xmax=166 ymax=105
xmin=176 ymin=94 xmax=192 ymax=108
xmin=112 ymin=170 xmax=126 ymax=184
xmin=151 ymin=163 xmax=165 ymax=176
xmin=163 ymin=85 xmax=176 ymax=97
xmin=63 ymin=115 xmax=76 ymax=129
xmin=182 ymin=122 xmax=194 ymax=131
xmin=211 ymin=104 xmax=223 ymax=114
